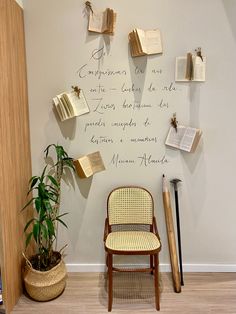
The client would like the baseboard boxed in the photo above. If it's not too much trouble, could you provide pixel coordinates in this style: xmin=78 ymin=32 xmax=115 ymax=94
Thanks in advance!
xmin=66 ymin=263 xmax=236 ymax=273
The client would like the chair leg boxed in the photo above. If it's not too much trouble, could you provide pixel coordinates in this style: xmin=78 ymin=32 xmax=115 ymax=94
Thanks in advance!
xmin=108 ymin=253 xmax=113 ymax=311
xmin=106 ymin=253 xmax=108 ymax=267
xmin=150 ymin=255 xmax=154 ymax=274
xmin=154 ymin=254 xmax=160 ymax=311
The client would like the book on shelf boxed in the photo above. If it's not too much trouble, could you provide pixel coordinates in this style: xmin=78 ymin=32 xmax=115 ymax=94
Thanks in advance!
xmin=128 ymin=28 xmax=163 ymax=57
xmin=175 ymin=54 xmax=206 ymax=82
xmin=53 ymin=89 xmax=89 ymax=121
xmin=165 ymin=125 xmax=202 ymax=153
xmin=73 ymin=151 xmax=105 ymax=178
xmin=88 ymin=8 xmax=116 ymax=35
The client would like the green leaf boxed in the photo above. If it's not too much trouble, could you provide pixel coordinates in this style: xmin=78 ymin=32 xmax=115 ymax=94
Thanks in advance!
xmin=43 ymin=199 xmax=52 ymax=212
xmin=47 ymin=190 xmax=56 ymax=198
xmin=47 ymin=175 xmax=59 ymax=187
xmin=46 ymin=184 xmax=58 ymax=193
xmin=40 ymin=165 xmax=48 ymax=181
xmin=41 ymin=223 xmax=49 ymax=241
xmin=47 ymin=193 xmax=58 ymax=203
xmin=33 ymin=222 xmax=40 ymax=242
xmin=63 ymin=157 xmax=73 ymax=162
xmin=30 ymin=177 xmax=39 ymax=189
xmin=44 ymin=144 xmax=56 ymax=158
xmin=56 ymin=218 xmax=68 ymax=229
xmin=29 ymin=176 xmax=38 ymax=184
xmin=21 ymin=197 xmax=35 ymax=211
xmin=56 ymin=212 xmax=68 ymax=219
xmin=35 ymin=197 xmax=42 ymax=212
xmin=62 ymin=150 xmax=69 ymax=158
xmin=25 ymin=232 xmax=33 ymax=247
xmin=24 ymin=218 xmax=35 ymax=232
xmin=27 ymin=186 xmax=38 ymax=196
xmin=39 ymin=207 xmax=46 ymax=220
xmin=64 ymin=158 xmax=75 ymax=170
xmin=38 ymin=182 xmax=46 ymax=198
xmin=46 ymin=219 xmax=55 ymax=236
xmin=56 ymin=145 xmax=64 ymax=160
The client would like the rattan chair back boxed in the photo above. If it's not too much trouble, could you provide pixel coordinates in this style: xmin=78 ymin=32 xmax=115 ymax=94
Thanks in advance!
xmin=107 ymin=186 xmax=153 ymax=225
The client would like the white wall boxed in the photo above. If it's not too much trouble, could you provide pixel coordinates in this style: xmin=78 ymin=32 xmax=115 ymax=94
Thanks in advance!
xmin=23 ymin=0 xmax=236 ymax=271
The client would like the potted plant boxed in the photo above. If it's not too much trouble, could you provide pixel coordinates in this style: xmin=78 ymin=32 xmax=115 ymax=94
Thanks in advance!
xmin=22 ymin=144 xmax=74 ymax=301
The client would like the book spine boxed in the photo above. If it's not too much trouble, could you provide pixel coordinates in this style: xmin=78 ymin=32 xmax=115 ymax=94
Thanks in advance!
xmin=185 ymin=53 xmax=194 ymax=80
xmin=73 ymin=159 xmax=87 ymax=178
xmin=190 ymin=130 xmax=202 ymax=153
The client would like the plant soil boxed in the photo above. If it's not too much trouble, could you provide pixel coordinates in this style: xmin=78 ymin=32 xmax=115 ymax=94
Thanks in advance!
xmin=29 ymin=251 xmax=61 ymax=271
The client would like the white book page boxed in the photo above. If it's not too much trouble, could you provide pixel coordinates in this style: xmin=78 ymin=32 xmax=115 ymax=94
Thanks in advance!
xmin=104 ymin=8 xmax=113 ymax=33
xmin=79 ymin=157 xmax=93 ymax=177
xmin=88 ymin=151 xmax=105 ymax=173
xmin=145 ymin=29 xmax=162 ymax=54
xmin=135 ymin=29 xmax=146 ymax=54
xmin=175 ymin=57 xmax=188 ymax=81
xmin=129 ymin=32 xmax=136 ymax=56
xmin=56 ymin=95 xmax=71 ymax=119
xmin=179 ymin=127 xmax=196 ymax=152
xmin=67 ymin=90 xmax=90 ymax=116
xmin=62 ymin=94 xmax=75 ymax=117
xmin=175 ymin=56 xmax=206 ymax=82
xmin=88 ymin=10 xmax=107 ymax=33
xmin=165 ymin=126 xmax=187 ymax=148
xmin=193 ymin=56 xmax=206 ymax=81
xmin=59 ymin=101 xmax=69 ymax=120
xmin=53 ymin=97 xmax=64 ymax=121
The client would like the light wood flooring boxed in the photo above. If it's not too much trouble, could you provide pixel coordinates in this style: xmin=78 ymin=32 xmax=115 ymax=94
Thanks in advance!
xmin=12 ymin=272 xmax=236 ymax=314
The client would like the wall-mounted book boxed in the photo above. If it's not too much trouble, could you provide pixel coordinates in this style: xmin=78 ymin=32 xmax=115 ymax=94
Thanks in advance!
xmin=53 ymin=89 xmax=89 ymax=121
xmin=175 ymin=53 xmax=206 ymax=82
xmin=128 ymin=28 xmax=163 ymax=57
xmin=87 ymin=7 xmax=116 ymax=35
xmin=73 ymin=151 xmax=105 ymax=178
xmin=165 ymin=126 xmax=202 ymax=153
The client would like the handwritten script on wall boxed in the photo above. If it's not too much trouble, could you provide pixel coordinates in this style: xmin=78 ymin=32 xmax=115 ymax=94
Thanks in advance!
xmin=76 ymin=46 xmax=182 ymax=169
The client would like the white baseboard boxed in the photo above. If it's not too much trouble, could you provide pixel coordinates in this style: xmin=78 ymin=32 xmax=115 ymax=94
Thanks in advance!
xmin=66 ymin=263 xmax=236 ymax=273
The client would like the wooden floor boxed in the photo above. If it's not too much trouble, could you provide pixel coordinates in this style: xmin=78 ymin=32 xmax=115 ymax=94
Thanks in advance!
xmin=0 ymin=305 xmax=5 ymax=314
xmin=12 ymin=272 xmax=236 ymax=313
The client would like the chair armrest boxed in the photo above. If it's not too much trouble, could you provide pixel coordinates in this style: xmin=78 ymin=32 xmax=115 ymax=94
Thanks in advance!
xmin=153 ymin=216 xmax=161 ymax=241
xmin=103 ymin=218 xmax=109 ymax=242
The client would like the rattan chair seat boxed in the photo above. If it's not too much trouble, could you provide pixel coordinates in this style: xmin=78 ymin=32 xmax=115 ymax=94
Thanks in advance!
xmin=105 ymin=231 xmax=161 ymax=252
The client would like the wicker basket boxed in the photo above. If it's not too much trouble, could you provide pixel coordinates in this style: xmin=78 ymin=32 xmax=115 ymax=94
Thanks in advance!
xmin=23 ymin=254 xmax=67 ymax=301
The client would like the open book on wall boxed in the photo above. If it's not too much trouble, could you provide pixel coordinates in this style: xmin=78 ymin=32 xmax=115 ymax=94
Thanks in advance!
xmin=129 ymin=28 xmax=163 ymax=57
xmin=165 ymin=125 xmax=202 ymax=153
xmin=73 ymin=151 xmax=105 ymax=178
xmin=53 ymin=89 xmax=89 ymax=122
xmin=88 ymin=8 xmax=116 ymax=35
xmin=175 ymin=54 xmax=206 ymax=82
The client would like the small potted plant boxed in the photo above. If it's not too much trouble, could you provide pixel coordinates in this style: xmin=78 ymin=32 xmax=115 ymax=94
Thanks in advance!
xmin=22 ymin=144 xmax=74 ymax=301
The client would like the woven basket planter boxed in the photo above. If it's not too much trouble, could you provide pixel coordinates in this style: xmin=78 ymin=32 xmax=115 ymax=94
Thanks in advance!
xmin=23 ymin=255 xmax=67 ymax=301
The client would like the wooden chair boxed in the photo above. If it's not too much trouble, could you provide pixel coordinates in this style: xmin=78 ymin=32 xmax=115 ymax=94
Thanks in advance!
xmin=104 ymin=186 xmax=161 ymax=311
